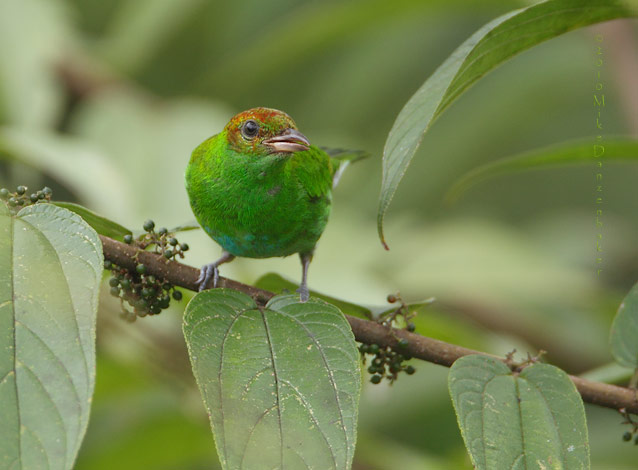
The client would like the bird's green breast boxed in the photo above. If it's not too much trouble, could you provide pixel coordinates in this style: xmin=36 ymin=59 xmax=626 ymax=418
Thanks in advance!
xmin=185 ymin=134 xmax=333 ymax=258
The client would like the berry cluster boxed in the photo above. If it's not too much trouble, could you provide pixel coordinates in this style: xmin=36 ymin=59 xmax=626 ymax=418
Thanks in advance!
xmin=124 ymin=219 xmax=190 ymax=259
xmin=105 ymin=219 xmax=188 ymax=322
xmin=358 ymin=292 xmax=423 ymax=384
xmin=359 ymin=342 xmax=415 ymax=384
xmin=0 ymin=185 xmax=52 ymax=213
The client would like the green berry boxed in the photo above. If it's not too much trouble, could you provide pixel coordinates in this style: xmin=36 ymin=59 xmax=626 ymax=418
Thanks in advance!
xmin=407 ymin=322 xmax=416 ymax=332
xmin=143 ymin=220 xmax=155 ymax=232
xmin=8 ymin=198 xmax=17 ymax=207
xmin=370 ymin=375 xmax=382 ymax=384
xmin=367 ymin=365 xmax=377 ymax=374
xmin=372 ymin=358 xmax=383 ymax=367
xmin=169 ymin=237 xmax=178 ymax=246
xmin=37 ymin=191 xmax=46 ymax=200
xmin=103 ymin=260 xmax=112 ymax=269
xmin=120 ymin=279 xmax=131 ymax=290
xmin=150 ymin=305 xmax=162 ymax=315
xmin=136 ymin=264 xmax=146 ymax=275
xmin=164 ymin=249 xmax=173 ymax=259
xmin=172 ymin=290 xmax=183 ymax=301
xmin=624 ymin=432 xmax=632 ymax=442
xmin=16 ymin=198 xmax=24 ymax=205
xmin=359 ymin=344 xmax=369 ymax=354
xmin=16 ymin=185 xmax=27 ymax=195
xmin=0 ymin=188 xmax=9 ymax=199
xmin=406 ymin=365 xmax=416 ymax=375
xmin=109 ymin=286 xmax=120 ymax=296
xmin=389 ymin=364 xmax=400 ymax=373
xmin=158 ymin=227 xmax=168 ymax=235
xmin=141 ymin=288 xmax=153 ymax=298
xmin=42 ymin=187 xmax=52 ymax=196
xmin=397 ymin=338 xmax=409 ymax=348
xmin=159 ymin=295 xmax=170 ymax=308
xmin=108 ymin=278 xmax=119 ymax=287
xmin=369 ymin=344 xmax=380 ymax=354
xmin=123 ymin=234 xmax=133 ymax=244
xmin=180 ymin=243 xmax=189 ymax=251
xmin=29 ymin=194 xmax=38 ymax=203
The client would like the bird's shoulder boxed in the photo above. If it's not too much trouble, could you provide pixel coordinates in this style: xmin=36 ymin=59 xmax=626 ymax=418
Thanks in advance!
xmin=286 ymin=146 xmax=333 ymax=198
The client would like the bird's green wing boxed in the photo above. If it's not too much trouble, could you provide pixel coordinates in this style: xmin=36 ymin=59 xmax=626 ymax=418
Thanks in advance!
xmin=321 ymin=147 xmax=370 ymax=188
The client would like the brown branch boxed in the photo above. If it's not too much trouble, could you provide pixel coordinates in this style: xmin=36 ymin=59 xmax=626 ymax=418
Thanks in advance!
xmin=100 ymin=234 xmax=638 ymax=414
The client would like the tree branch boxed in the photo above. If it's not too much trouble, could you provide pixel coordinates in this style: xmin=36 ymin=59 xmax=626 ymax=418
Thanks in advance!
xmin=100 ymin=234 xmax=638 ymax=414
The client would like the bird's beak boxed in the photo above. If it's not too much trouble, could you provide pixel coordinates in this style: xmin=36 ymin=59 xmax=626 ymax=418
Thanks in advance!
xmin=263 ymin=128 xmax=310 ymax=153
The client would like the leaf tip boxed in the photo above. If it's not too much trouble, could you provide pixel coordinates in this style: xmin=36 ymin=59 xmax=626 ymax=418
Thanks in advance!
xmin=378 ymin=227 xmax=390 ymax=250
xmin=377 ymin=213 xmax=390 ymax=250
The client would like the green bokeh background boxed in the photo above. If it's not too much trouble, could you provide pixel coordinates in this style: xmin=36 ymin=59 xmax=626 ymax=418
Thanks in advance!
xmin=1 ymin=0 xmax=637 ymax=468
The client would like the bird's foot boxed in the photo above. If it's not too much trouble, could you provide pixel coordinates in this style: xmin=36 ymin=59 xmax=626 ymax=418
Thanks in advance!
xmin=197 ymin=263 xmax=220 ymax=292
xmin=296 ymin=284 xmax=309 ymax=303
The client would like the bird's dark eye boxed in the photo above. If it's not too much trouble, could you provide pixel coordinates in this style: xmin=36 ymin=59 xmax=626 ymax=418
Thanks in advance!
xmin=241 ymin=120 xmax=259 ymax=139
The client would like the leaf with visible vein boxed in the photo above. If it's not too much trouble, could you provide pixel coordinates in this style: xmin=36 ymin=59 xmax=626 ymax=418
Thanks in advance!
xmin=378 ymin=0 xmax=636 ymax=248
xmin=448 ymin=355 xmax=589 ymax=470
xmin=0 ymin=203 xmax=102 ymax=469
xmin=183 ymin=289 xmax=361 ymax=470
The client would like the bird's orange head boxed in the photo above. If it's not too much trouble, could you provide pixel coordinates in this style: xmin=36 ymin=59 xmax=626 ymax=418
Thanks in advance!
xmin=224 ymin=107 xmax=310 ymax=156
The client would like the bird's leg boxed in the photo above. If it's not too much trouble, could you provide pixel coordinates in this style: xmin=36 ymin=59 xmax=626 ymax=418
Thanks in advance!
xmin=197 ymin=251 xmax=236 ymax=292
xmin=296 ymin=251 xmax=313 ymax=303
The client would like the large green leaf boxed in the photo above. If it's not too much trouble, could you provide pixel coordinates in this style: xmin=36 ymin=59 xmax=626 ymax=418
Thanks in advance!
xmin=377 ymin=0 xmax=636 ymax=247
xmin=446 ymin=137 xmax=638 ymax=203
xmin=183 ymin=289 xmax=361 ymax=470
xmin=448 ymin=355 xmax=589 ymax=470
xmin=53 ymin=202 xmax=132 ymax=241
xmin=610 ymin=282 xmax=638 ymax=368
xmin=0 ymin=203 xmax=103 ymax=469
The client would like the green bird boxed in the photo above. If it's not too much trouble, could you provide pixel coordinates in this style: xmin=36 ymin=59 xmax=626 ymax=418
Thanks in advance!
xmin=185 ymin=107 xmax=366 ymax=302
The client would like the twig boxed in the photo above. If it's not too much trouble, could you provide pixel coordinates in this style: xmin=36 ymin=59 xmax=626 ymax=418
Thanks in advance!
xmin=99 ymin=234 xmax=638 ymax=414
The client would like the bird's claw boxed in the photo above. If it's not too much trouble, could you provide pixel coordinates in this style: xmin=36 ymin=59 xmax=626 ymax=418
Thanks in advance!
xmin=197 ymin=263 xmax=219 ymax=292
xmin=296 ymin=284 xmax=309 ymax=303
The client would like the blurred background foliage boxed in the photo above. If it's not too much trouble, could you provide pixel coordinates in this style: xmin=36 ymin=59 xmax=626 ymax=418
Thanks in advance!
xmin=1 ymin=0 xmax=637 ymax=468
